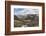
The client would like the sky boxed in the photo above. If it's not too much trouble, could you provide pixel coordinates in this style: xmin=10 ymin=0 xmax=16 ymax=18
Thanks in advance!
xmin=14 ymin=8 xmax=39 ymax=15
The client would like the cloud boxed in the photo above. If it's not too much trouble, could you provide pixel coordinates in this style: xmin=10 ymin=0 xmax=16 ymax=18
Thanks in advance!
xmin=14 ymin=8 xmax=39 ymax=15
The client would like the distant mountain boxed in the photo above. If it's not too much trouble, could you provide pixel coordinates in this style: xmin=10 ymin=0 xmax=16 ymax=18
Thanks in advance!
xmin=14 ymin=14 xmax=38 ymax=20
xmin=14 ymin=15 xmax=19 ymax=20
xmin=16 ymin=15 xmax=27 ymax=19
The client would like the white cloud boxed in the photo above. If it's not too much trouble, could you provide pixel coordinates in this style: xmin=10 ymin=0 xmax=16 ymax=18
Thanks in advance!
xmin=14 ymin=8 xmax=39 ymax=15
